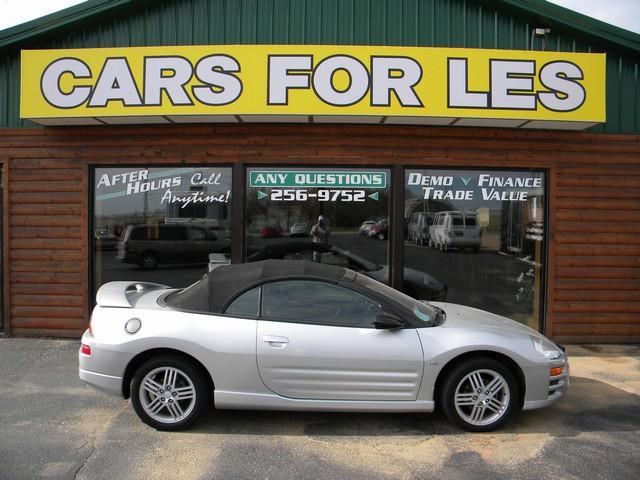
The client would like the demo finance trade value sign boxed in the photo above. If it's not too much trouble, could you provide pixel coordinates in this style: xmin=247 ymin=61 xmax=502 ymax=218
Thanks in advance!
xmin=21 ymin=45 xmax=605 ymax=129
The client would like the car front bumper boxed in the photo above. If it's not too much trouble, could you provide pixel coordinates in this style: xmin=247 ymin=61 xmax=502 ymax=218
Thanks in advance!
xmin=522 ymin=359 xmax=570 ymax=410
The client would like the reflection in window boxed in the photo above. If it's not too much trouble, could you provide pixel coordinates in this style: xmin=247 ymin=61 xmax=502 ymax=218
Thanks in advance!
xmin=245 ymin=167 xmax=391 ymax=284
xmin=92 ymin=167 xmax=232 ymax=293
xmin=405 ymin=169 xmax=545 ymax=330
xmin=262 ymin=280 xmax=381 ymax=327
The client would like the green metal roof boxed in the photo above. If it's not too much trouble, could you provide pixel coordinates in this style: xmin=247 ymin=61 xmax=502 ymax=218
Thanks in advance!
xmin=1 ymin=0 xmax=639 ymax=54
xmin=1 ymin=0 xmax=639 ymax=132
xmin=0 ymin=1 xmax=149 ymax=52
xmin=488 ymin=0 xmax=640 ymax=54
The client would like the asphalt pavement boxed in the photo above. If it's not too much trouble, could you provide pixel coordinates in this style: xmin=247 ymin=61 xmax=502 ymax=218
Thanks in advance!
xmin=0 ymin=338 xmax=639 ymax=480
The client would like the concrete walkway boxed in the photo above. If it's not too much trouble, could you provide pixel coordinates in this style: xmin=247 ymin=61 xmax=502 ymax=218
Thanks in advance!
xmin=0 ymin=339 xmax=638 ymax=479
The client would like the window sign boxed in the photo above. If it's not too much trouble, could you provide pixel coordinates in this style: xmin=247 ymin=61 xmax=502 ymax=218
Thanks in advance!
xmin=245 ymin=167 xmax=391 ymax=283
xmin=405 ymin=169 xmax=546 ymax=329
xmin=92 ymin=166 xmax=232 ymax=292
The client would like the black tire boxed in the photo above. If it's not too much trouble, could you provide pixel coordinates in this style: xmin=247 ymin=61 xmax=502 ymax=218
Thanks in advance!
xmin=439 ymin=357 xmax=518 ymax=432
xmin=131 ymin=355 xmax=210 ymax=431
xmin=139 ymin=251 xmax=158 ymax=270
xmin=377 ymin=232 xmax=386 ymax=240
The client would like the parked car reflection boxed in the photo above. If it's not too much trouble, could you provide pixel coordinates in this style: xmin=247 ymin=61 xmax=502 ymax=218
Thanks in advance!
xmin=117 ymin=224 xmax=230 ymax=269
xmin=248 ymin=220 xmax=283 ymax=238
xmin=358 ymin=220 xmax=377 ymax=236
xmin=429 ymin=211 xmax=481 ymax=252
xmin=367 ymin=219 xmax=389 ymax=240
xmin=246 ymin=240 xmax=447 ymax=301
xmin=94 ymin=228 xmax=118 ymax=251
xmin=289 ymin=222 xmax=309 ymax=237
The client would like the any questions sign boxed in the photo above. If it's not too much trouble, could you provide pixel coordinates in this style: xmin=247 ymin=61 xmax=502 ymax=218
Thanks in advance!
xmin=20 ymin=45 xmax=605 ymax=128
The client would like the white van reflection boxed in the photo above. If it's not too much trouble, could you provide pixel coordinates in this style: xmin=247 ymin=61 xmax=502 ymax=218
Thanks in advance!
xmin=429 ymin=211 xmax=481 ymax=252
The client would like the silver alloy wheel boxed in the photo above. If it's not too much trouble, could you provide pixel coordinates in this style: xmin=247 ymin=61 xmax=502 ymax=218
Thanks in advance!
xmin=139 ymin=366 xmax=197 ymax=424
xmin=453 ymin=369 xmax=510 ymax=427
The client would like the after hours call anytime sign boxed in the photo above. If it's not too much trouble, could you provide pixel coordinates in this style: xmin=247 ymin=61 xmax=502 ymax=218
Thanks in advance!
xmin=21 ymin=45 xmax=605 ymax=128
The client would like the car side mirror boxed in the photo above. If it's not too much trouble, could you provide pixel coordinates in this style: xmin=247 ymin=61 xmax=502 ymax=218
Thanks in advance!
xmin=374 ymin=312 xmax=404 ymax=330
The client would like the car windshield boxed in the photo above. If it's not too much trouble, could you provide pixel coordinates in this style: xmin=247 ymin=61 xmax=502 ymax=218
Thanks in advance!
xmin=352 ymin=273 xmax=438 ymax=324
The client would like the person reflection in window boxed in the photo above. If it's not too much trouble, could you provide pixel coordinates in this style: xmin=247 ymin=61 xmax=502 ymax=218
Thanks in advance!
xmin=310 ymin=215 xmax=330 ymax=262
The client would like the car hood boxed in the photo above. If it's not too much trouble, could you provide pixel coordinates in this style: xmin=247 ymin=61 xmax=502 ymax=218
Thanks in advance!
xmin=430 ymin=301 xmax=544 ymax=340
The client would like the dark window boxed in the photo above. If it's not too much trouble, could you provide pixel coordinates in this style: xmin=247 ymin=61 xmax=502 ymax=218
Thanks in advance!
xmin=261 ymin=280 xmax=381 ymax=327
xmin=404 ymin=168 xmax=546 ymax=331
xmin=179 ymin=203 xmax=208 ymax=219
xmin=245 ymin=167 xmax=391 ymax=283
xmin=225 ymin=287 xmax=260 ymax=317
xmin=93 ymin=167 xmax=232 ymax=292
xmin=130 ymin=227 xmax=149 ymax=240
xmin=189 ymin=227 xmax=208 ymax=241
xmin=282 ymin=250 xmax=315 ymax=261
xmin=160 ymin=226 xmax=187 ymax=241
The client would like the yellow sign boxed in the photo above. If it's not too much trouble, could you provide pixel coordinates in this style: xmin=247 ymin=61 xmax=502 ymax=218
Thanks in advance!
xmin=21 ymin=45 xmax=606 ymax=128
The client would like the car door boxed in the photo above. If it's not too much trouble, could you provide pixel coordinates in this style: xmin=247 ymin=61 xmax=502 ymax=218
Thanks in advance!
xmin=256 ymin=279 xmax=424 ymax=401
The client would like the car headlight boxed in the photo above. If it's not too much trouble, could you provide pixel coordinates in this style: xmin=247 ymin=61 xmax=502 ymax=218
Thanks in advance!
xmin=531 ymin=336 xmax=563 ymax=360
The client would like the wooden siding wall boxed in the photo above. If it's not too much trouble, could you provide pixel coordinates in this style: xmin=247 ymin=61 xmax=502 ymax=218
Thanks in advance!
xmin=0 ymin=125 xmax=638 ymax=343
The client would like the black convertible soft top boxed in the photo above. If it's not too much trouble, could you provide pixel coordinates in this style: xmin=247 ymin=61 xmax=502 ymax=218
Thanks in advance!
xmin=165 ymin=259 xmax=350 ymax=313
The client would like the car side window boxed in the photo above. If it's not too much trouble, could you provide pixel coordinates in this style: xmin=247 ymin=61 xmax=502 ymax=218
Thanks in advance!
xmin=261 ymin=280 xmax=381 ymax=328
xmin=224 ymin=287 xmax=260 ymax=317
xmin=160 ymin=226 xmax=187 ymax=241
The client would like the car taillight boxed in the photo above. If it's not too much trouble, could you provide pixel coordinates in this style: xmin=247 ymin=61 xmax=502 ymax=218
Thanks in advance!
xmin=81 ymin=344 xmax=91 ymax=356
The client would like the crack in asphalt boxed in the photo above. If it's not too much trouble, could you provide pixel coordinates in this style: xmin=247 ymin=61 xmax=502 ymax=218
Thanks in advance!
xmin=73 ymin=441 xmax=97 ymax=480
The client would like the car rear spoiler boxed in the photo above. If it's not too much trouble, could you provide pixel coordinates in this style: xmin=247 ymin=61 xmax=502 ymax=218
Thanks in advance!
xmin=96 ymin=281 xmax=170 ymax=308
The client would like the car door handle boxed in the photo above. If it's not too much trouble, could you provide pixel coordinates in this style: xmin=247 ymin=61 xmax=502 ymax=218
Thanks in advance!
xmin=263 ymin=335 xmax=289 ymax=346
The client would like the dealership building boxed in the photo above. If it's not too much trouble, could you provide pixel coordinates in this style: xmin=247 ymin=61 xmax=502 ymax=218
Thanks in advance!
xmin=0 ymin=0 xmax=638 ymax=343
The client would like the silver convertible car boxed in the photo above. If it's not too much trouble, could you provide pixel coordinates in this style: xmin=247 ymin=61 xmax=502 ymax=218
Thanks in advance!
xmin=79 ymin=260 xmax=568 ymax=432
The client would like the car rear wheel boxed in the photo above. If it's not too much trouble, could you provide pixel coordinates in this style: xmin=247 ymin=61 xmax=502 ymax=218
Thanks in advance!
xmin=131 ymin=356 xmax=209 ymax=431
xmin=440 ymin=357 xmax=518 ymax=432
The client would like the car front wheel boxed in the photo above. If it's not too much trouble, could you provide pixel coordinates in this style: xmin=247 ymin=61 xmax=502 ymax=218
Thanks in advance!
xmin=131 ymin=355 xmax=210 ymax=431
xmin=440 ymin=357 xmax=518 ymax=432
